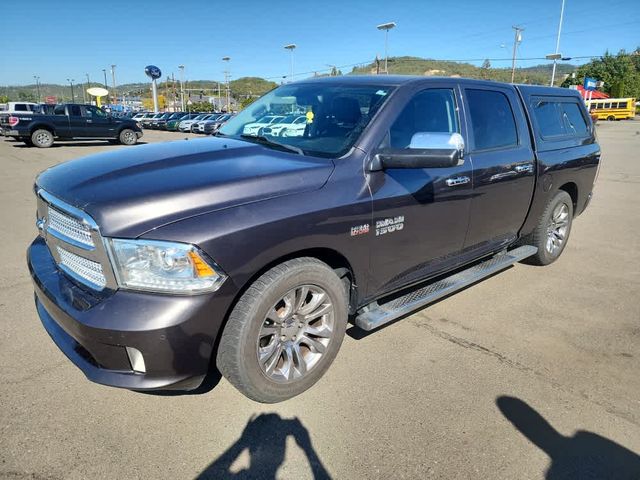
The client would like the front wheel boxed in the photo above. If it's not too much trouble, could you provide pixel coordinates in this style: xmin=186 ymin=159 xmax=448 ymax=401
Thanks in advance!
xmin=607 ymin=115 xmax=616 ymax=121
xmin=118 ymin=129 xmax=137 ymax=145
xmin=31 ymin=129 xmax=54 ymax=148
xmin=521 ymin=190 xmax=573 ymax=266
xmin=217 ymin=258 xmax=348 ymax=403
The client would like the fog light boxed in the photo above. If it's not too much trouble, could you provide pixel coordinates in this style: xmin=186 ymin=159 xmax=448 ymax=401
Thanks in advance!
xmin=126 ymin=346 xmax=146 ymax=373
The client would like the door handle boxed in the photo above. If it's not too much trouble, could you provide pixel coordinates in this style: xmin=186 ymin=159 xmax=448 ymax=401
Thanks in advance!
xmin=514 ymin=163 xmax=534 ymax=173
xmin=445 ymin=176 xmax=470 ymax=187
xmin=490 ymin=171 xmax=518 ymax=181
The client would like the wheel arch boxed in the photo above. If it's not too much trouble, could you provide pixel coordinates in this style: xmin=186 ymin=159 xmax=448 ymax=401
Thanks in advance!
xmin=558 ymin=181 xmax=578 ymax=212
xmin=30 ymin=123 xmax=55 ymax=136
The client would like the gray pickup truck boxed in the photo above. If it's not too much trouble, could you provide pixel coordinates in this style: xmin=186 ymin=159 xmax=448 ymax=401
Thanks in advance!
xmin=28 ymin=76 xmax=600 ymax=402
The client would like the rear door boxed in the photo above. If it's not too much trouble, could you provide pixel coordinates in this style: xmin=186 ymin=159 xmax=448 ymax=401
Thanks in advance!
xmin=460 ymin=85 xmax=536 ymax=253
xmin=51 ymin=105 xmax=71 ymax=137
xmin=66 ymin=105 xmax=87 ymax=137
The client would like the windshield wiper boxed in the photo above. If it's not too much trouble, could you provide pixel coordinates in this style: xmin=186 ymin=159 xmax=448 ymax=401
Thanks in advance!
xmin=240 ymin=134 xmax=305 ymax=156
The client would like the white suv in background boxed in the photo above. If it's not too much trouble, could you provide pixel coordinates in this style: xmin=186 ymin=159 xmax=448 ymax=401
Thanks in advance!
xmin=0 ymin=102 xmax=38 ymax=114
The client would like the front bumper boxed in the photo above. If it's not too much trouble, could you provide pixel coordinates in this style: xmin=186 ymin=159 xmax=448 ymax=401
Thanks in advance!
xmin=28 ymin=236 xmax=233 ymax=391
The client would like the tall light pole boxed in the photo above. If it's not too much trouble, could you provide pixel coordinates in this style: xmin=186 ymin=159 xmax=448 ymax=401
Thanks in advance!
xmin=85 ymin=73 xmax=91 ymax=104
xmin=510 ymin=26 xmax=524 ymax=83
xmin=33 ymin=76 xmax=41 ymax=102
xmin=178 ymin=64 xmax=185 ymax=111
xmin=222 ymin=56 xmax=231 ymax=112
xmin=110 ymin=64 xmax=117 ymax=105
xmin=377 ymin=22 xmax=396 ymax=74
xmin=549 ymin=0 xmax=566 ymax=86
xmin=102 ymin=69 xmax=108 ymax=89
xmin=284 ymin=44 xmax=296 ymax=81
xmin=67 ymin=79 xmax=75 ymax=103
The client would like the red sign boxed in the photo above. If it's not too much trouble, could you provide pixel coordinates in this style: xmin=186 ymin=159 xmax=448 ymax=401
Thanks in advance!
xmin=45 ymin=96 xmax=57 ymax=104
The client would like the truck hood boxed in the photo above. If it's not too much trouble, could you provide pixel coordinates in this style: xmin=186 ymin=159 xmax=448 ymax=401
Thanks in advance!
xmin=36 ymin=137 xmax=334 ymax=237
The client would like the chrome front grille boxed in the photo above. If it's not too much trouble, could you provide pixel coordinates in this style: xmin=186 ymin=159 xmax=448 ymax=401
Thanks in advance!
xmin=36 ymin=189 xmax=117 ymax=291
xmin=47 ymin=206 xmax=94 ymax=248
xmin=56 ymin=246 xmax=107 ymax=289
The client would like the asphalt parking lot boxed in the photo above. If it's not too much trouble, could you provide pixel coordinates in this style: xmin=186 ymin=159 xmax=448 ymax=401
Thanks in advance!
xmin=1 ymin=124 xmax=639 ymax=479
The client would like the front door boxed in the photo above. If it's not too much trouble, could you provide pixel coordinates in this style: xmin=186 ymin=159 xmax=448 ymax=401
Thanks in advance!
xmin=460 ymin=86 xmax=536 ymax=254
xmin=368 ymin=85 xmax=473 ymax=297
xmin=82 ymin=105 xmax=114 ymax=137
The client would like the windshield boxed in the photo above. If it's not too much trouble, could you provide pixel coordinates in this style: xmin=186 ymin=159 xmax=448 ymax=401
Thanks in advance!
xmin=219 ymin=82 xmax=394 ymax=157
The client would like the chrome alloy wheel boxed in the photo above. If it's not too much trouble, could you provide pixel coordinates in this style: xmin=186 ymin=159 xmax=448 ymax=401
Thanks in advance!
xmin=546 ymin=202 xmax=569 ymax=255
xmin=257 ymin=285 xmax=334 ymax=383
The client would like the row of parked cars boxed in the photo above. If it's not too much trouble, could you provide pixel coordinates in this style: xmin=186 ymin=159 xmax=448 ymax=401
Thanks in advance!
xmin=132 ymin=111 xmax=234 ymax=135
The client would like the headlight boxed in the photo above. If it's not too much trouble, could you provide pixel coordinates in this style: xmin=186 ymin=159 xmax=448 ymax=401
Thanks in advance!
xmin=107 ymin=238 xmax=227 ymax=294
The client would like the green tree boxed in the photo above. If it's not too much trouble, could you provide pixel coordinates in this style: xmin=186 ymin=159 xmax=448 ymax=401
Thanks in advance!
xmin=561 ymin=49 xmax=640 ymax=98
xmin=0 ymin=95 xmax=8 ymax=103
xmin=240 ymin=97 xmax=256 ymax=109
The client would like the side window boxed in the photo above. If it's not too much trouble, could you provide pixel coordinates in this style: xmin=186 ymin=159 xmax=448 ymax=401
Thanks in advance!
xmin=619 ymin=101 xmax=628 ymax=109
xmin=561 ymin=102 xmax=589 ymax=136
xmin=466 ymin=89 xmax=518 ymax=151
xmin=53 ymin=105 xmax=66 ymax=115
xmin=389 ymin=89 xmax=459 ymax=149
xmin=83 ymin=106 xmax=106 ymax=117
xmin=15 ymin=104 xmax=27 ymax=111
xmin=531 ymin=99 xmax=567 ymax=137
xmin=69 ymin=105 xmax=82 ymax=117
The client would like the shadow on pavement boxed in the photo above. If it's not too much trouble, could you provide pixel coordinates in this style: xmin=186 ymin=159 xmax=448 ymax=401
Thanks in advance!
xmin=196 ymin=413 xmax=331 ymax=479
xmin=496 ymin=395 xmax=640 ymax=479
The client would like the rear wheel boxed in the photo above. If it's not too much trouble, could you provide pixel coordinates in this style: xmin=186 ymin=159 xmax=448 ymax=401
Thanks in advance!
xmin=217 ymin=258 xmax=348 ymax=403
xmin=118 ymin=128 xmax=137 ymax=145
xmin=31 ymin=129 xmax=54 ymax=148
xmin=607 ymin=115 xmax=616 ymax=121
xmin=521 ymin=190 xmax=573 ymax=266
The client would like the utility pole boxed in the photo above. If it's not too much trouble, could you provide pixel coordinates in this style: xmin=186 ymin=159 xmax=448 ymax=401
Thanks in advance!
xmin=102 ymin=69 xmax=108 ymax=89
xmin=178 ymin=65 xmax=185 ymax=111
xmin=510 ymin=26 xmax=524 ymax=83
xmin=110 ymin=65 xmax=117 ymax=105
xmin=222 ymin=56 xmax=230 ymax=112
xmin=33 ymin=76 xmax=41 ymax=102
xmin=550 ymin=0 xmax=566 ymax=86
xmin=284 ymin=44 xmax=296 ymax=81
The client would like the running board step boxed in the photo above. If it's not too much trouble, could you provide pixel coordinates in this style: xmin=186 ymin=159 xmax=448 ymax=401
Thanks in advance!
xmin=355 ymin=245 xmax=537 ymax=331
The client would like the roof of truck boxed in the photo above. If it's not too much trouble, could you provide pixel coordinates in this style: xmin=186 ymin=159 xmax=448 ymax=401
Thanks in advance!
xmin=293 ymin=75 xmax=581 ymax=97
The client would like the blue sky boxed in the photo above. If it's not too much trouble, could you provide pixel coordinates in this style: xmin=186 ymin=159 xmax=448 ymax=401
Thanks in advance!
xmin=1 ymin=0 xmax=638 ymax=86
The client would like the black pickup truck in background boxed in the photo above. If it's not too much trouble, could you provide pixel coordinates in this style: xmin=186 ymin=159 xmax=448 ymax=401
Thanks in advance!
xmin=28 ymin=76 xmax=600 ymax=402
xmin=0 ymin=103 xmax=143 ymax=147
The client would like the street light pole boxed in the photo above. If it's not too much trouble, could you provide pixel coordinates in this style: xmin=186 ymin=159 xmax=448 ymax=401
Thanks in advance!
xmin=284 ymin=44 xmax=296 ymax=81
xmin=377 ymin=22 xmax=396 ymax=74
xmin=510 ymin=26 xmax=524 ymax=83
xmin=85 ymin=73 xmax=91 ymax=104
xmin=110 ymin=64 xmax=117 ymax=105
xmin=178 ymin=65 xmax=185 ymax=111
xmin=550 ymin=0 xmax=566 ymax=86
xmin=102 ymin=69 xmax=108 ymax=89
xmin=222 ymin=56 xmax=231 ymax=112
xmin=67 ymin=79 xmax=75 ymax=103
xmin=33 ymin=76 xmax=40 ymax=102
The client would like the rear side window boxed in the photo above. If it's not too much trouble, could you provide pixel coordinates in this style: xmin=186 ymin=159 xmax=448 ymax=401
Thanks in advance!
xmin=15 ymin=104 xmax=28 ymax=111
xmin=531 ymin=98 xmax=588 ymax=138
xmin=54 ymin=105 xmax=66 ymax=115
xmin=466 ymin=89 xmax=518 ymax=151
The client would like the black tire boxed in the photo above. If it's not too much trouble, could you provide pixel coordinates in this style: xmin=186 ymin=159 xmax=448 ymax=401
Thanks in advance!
xmin=118 ymin=128 xmax=137 ymax=145
xmin=217 ymin=257 xmax=348 ymax=403
xmin=31 ymin=129 xmax=54 ymax=148
xmin=607 ymin=115 xmax=616 ymax=121
xmin=521 ymin=190 xmax=573 ymax=266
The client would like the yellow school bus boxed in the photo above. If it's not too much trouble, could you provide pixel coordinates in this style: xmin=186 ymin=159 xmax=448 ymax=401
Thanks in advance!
xmin=586 ymin=97 xmax=636 ymax=121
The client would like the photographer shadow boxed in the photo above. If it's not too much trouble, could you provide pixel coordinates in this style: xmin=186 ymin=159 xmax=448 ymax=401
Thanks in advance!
xmin=196 ymin=413 xmax=331 ymax=480
xmin=497 ymin=395 xmax=640 ymax=479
